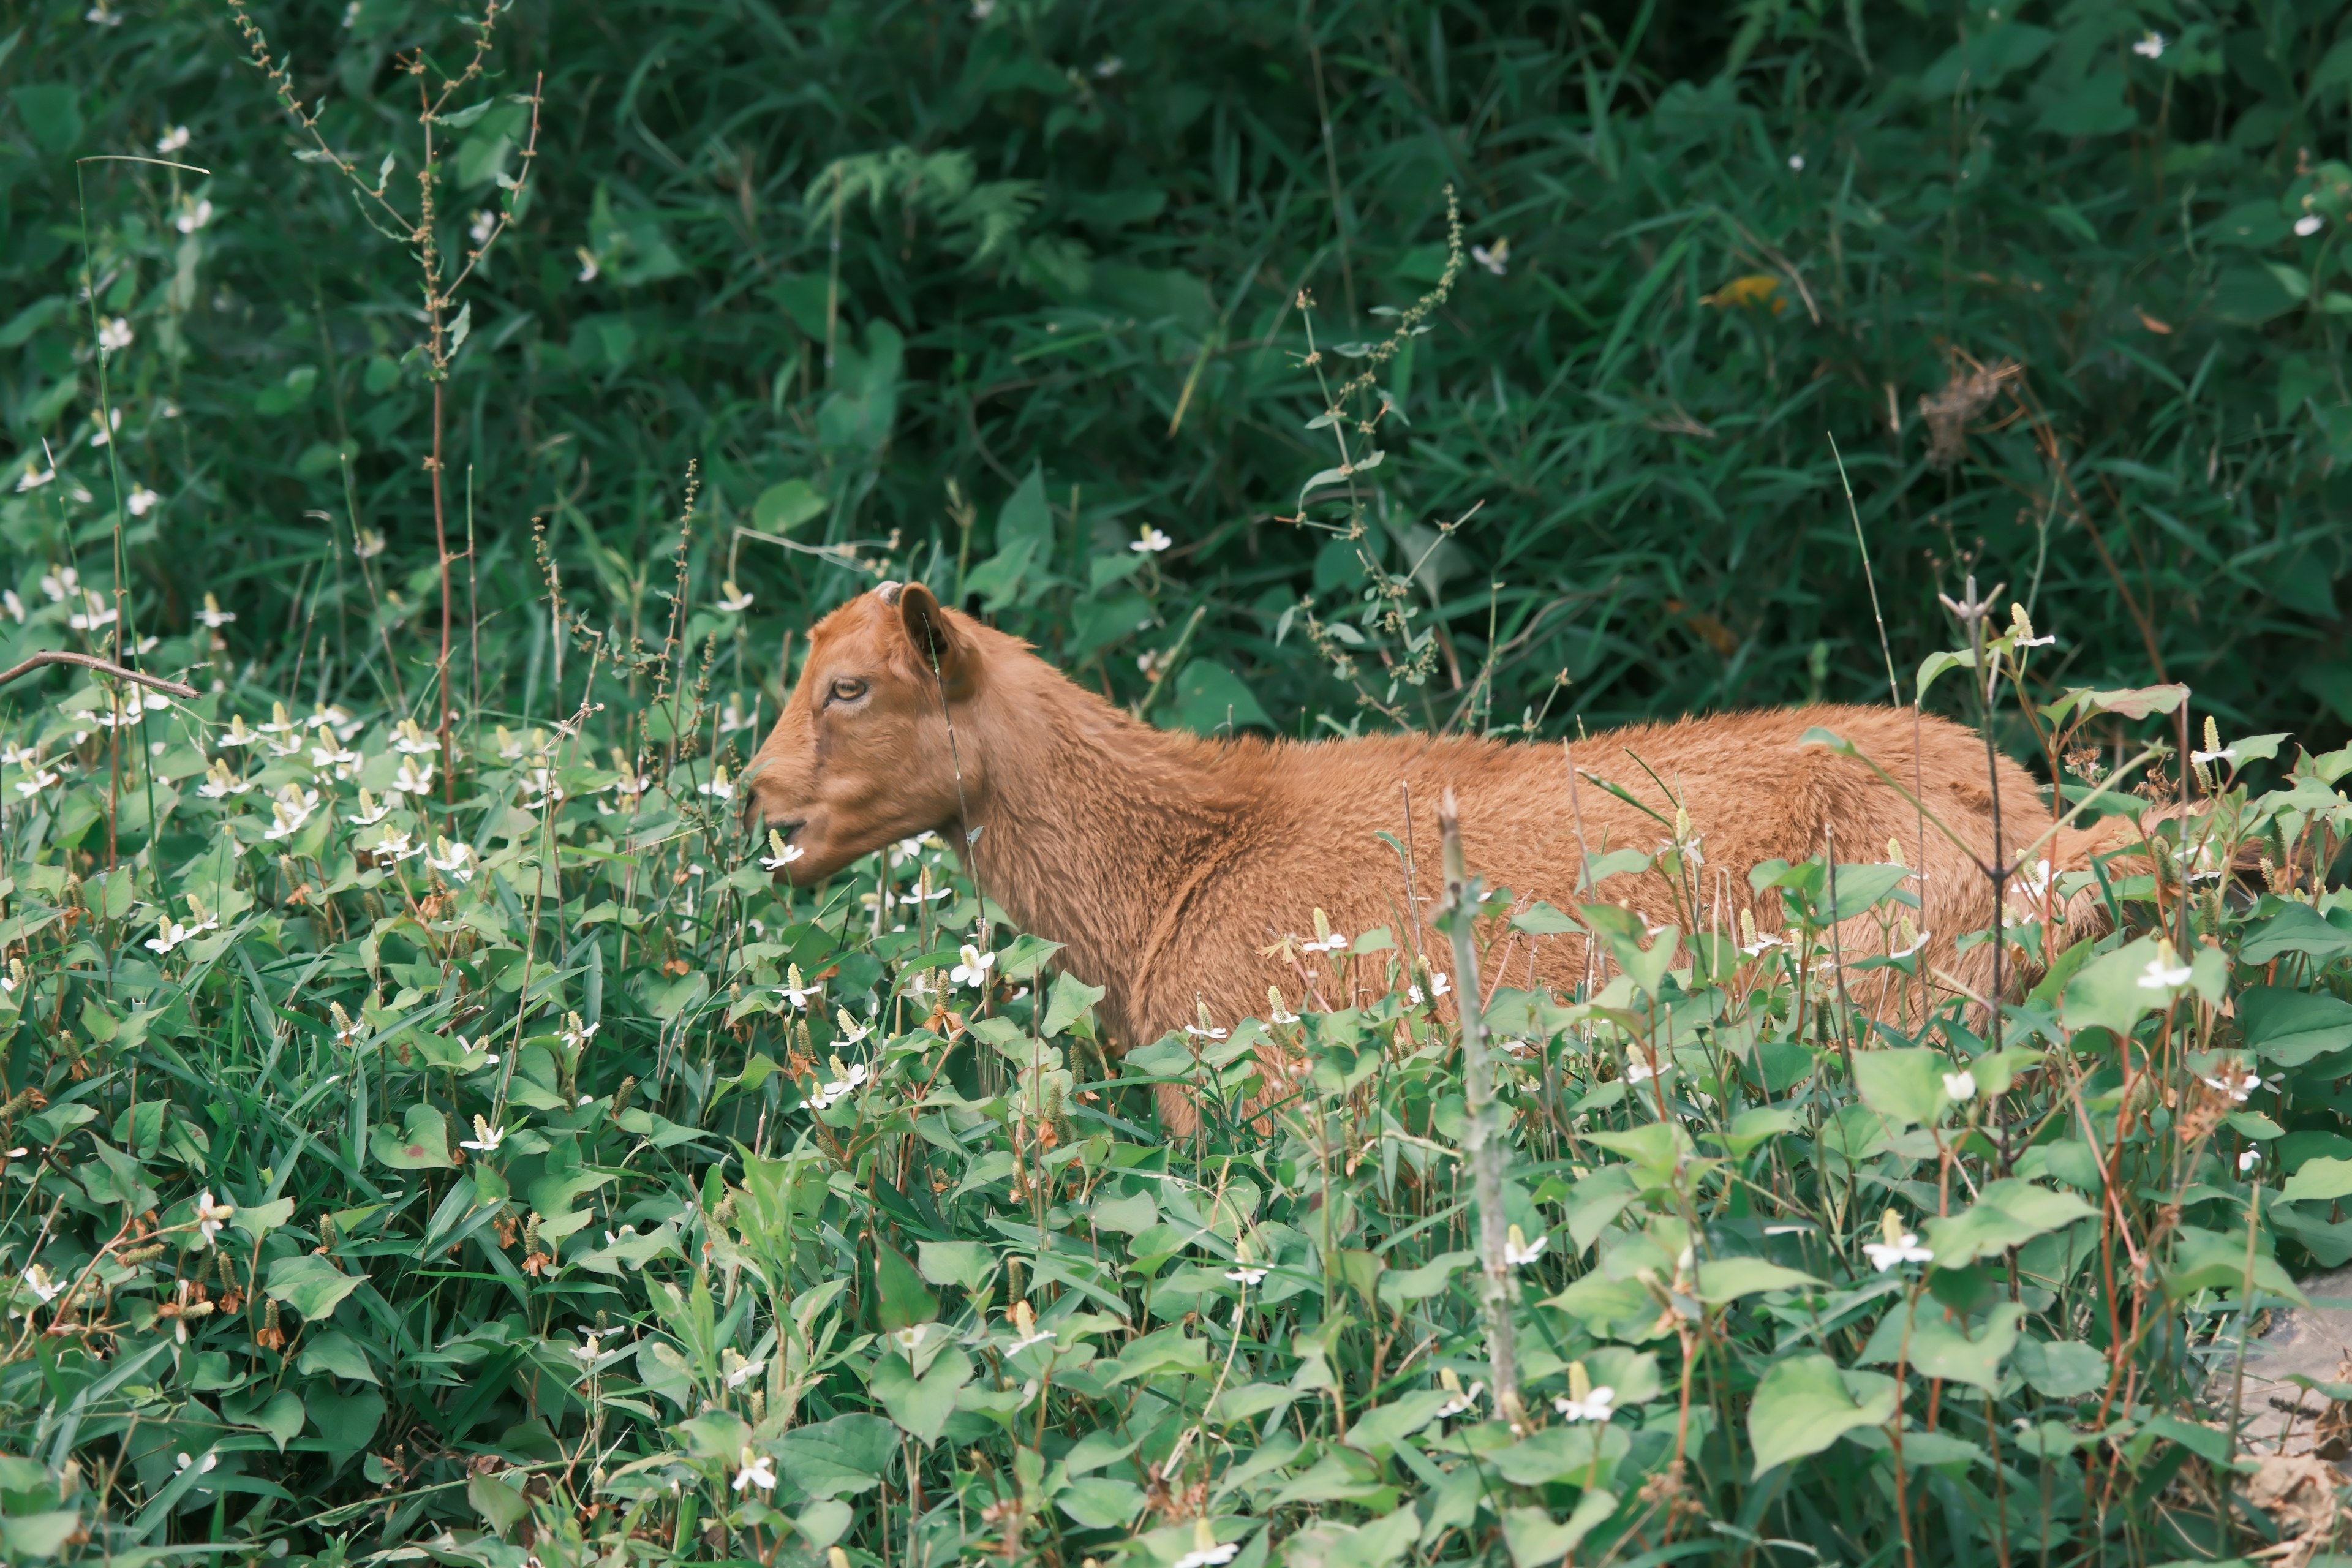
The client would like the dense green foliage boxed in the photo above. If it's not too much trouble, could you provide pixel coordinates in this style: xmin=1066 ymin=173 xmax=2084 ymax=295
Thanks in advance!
xmin=5 ymin=0 xmax=2352 ymax=742
xmin=6 ymin=0 xmax=2352 ymax=1565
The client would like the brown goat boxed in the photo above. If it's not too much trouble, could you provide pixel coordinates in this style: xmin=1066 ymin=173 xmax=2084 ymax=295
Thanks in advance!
xmin=747 ymin=583 xmax=2133 ymax=1123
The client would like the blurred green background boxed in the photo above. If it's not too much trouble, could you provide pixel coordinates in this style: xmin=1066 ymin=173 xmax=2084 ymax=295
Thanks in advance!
xmin=4 ymin=0 xmax=2350 ymax=753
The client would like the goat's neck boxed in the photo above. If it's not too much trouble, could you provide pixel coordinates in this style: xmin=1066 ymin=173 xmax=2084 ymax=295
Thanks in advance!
xmin=956 ymin=678 xmax=1234 ymax=1023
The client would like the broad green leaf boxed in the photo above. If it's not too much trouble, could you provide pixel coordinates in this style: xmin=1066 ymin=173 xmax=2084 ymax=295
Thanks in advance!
xmin=369 ymin=1102 xmax=451 ymax=1170
xmin=0 ymin=1512 xmax=84 ymax=1559
xmin=1502 ymin=1493 xmax=1617 ymax=1568
xmin=2060 ymin=936 xmax=2169 ymax=1039
xmin=469 ymin=1471 xmax=529 ymax=1537
xmin=774 ymin=1415 xmax=897 ymax=1498
xmin=2240 ymin=986 xmax=2352 ymax=1066
xmin=1091 ymin=1189 xmax=1158 ymax=1234
xmin=2281 ymin=1157 xmax=2352 ymax=1204
xmin=1487 ymin=1422 xmax=1632 ymax=1486
xmin=1055 ymin=1476 xmax=1145 ymax=1529
xmin=296 ymin=1329 xmax=379 ymax=1384
xmin=874 ymin=1239 xmax=937 ymax=1330
xmin=752 ymin=478 xmax=826 ymax=535
xmin=1923 ymin=1180 xmax=2096 ymax=1269
xmin=233 ymin=1196 xmax=296 ymax=1241
xmin=266 ymin=1254 xmax=362 ymax=1321
xmin=2239 ymin=905 xmax=2352 ymax=965
xmin=1512 ymin=901 xmax=1581 ymax=936
xmin=2163 ymin=1222 xmax=2314 ymax=1306
xmin=1747 ymin=1354 xmax=1897 ymax=1477
xmin=870 ymin=1345 xmax=971 ymax=1446
xmin=1693 ymin=1257 xmax=1822 ymax=1303
xmin=916 ymin=1239 xmax=993 ymax=1292
xmin=1042 ymin=971 xmax=1106 ymax=1036
xmin=793 ymin=1499 xmax=854 ymax=1548
xmin=2012 ymin=1338 xmax=2108 ymax=1398
xmin=1852 ymin=1048 xmax=1949 ymax=1129
xmin=1376 ymin=1250 xmax=1475 ymax=1308
xmin=1344 ymin=1389 xmax=1454 ymax=1453
xmin=1860 ymin=1301 xmax=2024 ymax=1395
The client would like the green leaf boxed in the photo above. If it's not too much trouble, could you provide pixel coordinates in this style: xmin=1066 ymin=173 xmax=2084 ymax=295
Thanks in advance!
xmin=2282 ymin=1157 xmax=2352 ymax=1204
xmin=870 ymin=1346 xmax=971 ymax=1445
xmin=1860 ymin=1301 xmax=2024 ymax=1395
xmin=1502 ymin=1493 xmax=1617 ymax=1568
xmin=774 ymin=1415 xmax=897 ymax=1498
xmin=793 ymin=1499 xmax=854 ymax=1547
xmin=1693 ymin=1257 xmax=1822 ymax=1303
xmin=1055 ymin=1477 xmax=1145 ymax=1529
xmin=1376 ymin=1250 xmax=1475 ymax=1308
xmin=9 ymin=85 xmax=81 ymax=154
xmin=2239 ymin=905 xmax=2352 ymax=964
xmin=2061 ymin=936 xmax=2168 ymax=1039
xmin=753 ymin=478 xmax=827 ymax=536
xmin=296 ymin=1329 xmax=380 ymax=1384
xmin=874 ymin=1239 xmax=938 ymax=1330
xmin=1923 ymin=1180 xmax=2096 ymax=1270
xmin=2011 ymin=1338 xmax=2108 ymax=1398
xmin=266 ymin=1254 xmax=362 ymax=1322
xmin=1852 ymin=1048 xmax=1950 ymax=1129
xmin=995 ymin=464 xmax=1055 ymax=555
xmin=0 ymin=1512 xmax=85 ymax=1559
xmin=233 ymin=1196 xmax=296 ymax=1242
xmin=1043 ymin=971 xmax=1106 ymax=1036
xmin=1163 ymin=660 xmax=1272 ymax=735
xmin=1746 ymin=1354 xmax=1897 ymax=1477
xmin=1344 ymin=1390 xmax=1454 ymax=1453
xmin=2241 ymin=986 xmax=2352 ymax=1066
xmin=916 ymin=1240 xmax=993 ymax=1292
xmin=1512 ymin=901 xmax=1581 ymax=936
xmin=469 ymin=1471 xmax=530 ymax=1538
xmin=369 ymin=1102 xmax=452 ymax=1170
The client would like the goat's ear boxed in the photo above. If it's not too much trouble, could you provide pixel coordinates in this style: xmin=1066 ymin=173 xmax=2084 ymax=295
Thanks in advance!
xmin=897 ymin=582 xmax=973 ymax=692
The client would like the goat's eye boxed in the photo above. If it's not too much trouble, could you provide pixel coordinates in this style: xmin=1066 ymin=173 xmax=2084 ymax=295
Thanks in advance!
xmin=829 ymin=677 xmax=868 ymax=703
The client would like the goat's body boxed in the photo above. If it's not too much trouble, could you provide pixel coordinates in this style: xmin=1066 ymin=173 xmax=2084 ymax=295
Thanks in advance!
xmin=952 ymin=667 xmax=2049 ymax=1045
xmin=749 ymin=589 xmax=2116 ymax=1131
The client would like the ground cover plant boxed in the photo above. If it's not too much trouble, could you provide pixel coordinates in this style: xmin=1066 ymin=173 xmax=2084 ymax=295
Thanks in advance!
xmin=6 ymin=0 xmax=2352 ymax=1563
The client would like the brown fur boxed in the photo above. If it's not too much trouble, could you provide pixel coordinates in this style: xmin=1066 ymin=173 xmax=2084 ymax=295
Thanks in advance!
xmin=748 ymin=585 xmax=2130 ymax=1124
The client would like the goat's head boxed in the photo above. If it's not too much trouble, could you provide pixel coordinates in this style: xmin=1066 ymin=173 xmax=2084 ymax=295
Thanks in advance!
xmin=744 ymin=581 xmax=979 ymax=883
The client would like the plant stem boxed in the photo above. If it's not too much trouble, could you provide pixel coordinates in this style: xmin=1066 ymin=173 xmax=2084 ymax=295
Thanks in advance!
xmin=1439 ymin=787 xmax=1517 ymax=1424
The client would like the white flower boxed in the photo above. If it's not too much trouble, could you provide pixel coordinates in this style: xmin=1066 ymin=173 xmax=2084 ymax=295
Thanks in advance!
xmin=175 ymin=198 xmax=214 ymax=235
xmin=1863 ymin=1232 xmax=1933 ymax=1271
xmin=13 ymin=767 xmax=60 ymax=799
xmin=1624 ymin=1054 xmax=1661 ymax=1084
xmin=697 ymin=767 xmax=733 ymax=802
xmin=194 ymin=1189 xmax=234 ymax=1245
xmin=346 ymin=790 xmax=391 ymax=826
xmin=353 ymin=527 xmax=386 ymax=560
xmin=715 ymin=579 xmax=753 ymax=612
xmin=1787 ymin=153 xmax=1805 ymax=171
xmin=799 ymin=1061 xmax=869 ymax=1111
xmin=760 ymin=831 xmax=804 ymax=871
xmin=126 ymin=486 xmax=159 ymax=516
xmin=394 ymin=758 xmax=435 ymax=796
xmin=971 ymin=0 xmax=994 ymax=15
xmin=87 ymin=407 xmax=120 ymax=447
xmin=576 ymin=248 xmax=600 ymax=283
xmin=780 ymin=967 xmax=823 ymax=1011
xmin=725 ymin=1357 xmax=767 ymax=1389
xmin=1225 ymin=1265 xmax=1267 ymax=1286
xmin=21 ymin=1265 xmax=61 ymax=1304
xmin=834 ymin=1008 xmax=870 ymax=1046
xmin=470 ymin=209 xmax=497 ymax=246
xmin=2133 ymin=29 xmax=2165 ymax=56
xmin=2138 ymin=946 xmax=2193 ymax=990
xmin=2011 ymin=859 xmax=2056 ymax=903
xmin=69 ymin=590 xmax=119 ymax=630
xmin=1174 ymin=1547 xmax=1239 ymax=1568
xmin=1428 ymin=971 xmax=1451 ymax=997
xmin=732 ymin=1449 xmax=777 ymax=1493
xmin=1185 ymin=1023 xmax=1228 ymax=1040
xmin=1471 ymin=239 xmax=1510 ymax=276
xmin=1 ymin=591 xmax=21 ymax=624
xmin=98 ymin=317 xmax=133 ymax=353
xmin=1434 ymin=1376 xmax=1485 ymax=1419
xmin=263 ymin=786 xmax=320 ymax=842
xmin=157 ymin=125 xmax=192 ymax=153
xmin=196 ymin=593 xmax=236 ymax=628
xmin=144 ymin=914 xmax=217 ymax=955
xmin=13 ymin=466 xmax=53 ymax=494
xmin=86 ymin=2 xmax=121 ymax=23
xmin=951 ymin=944 xmax=996 ymax=988
xmin=216 ymin=714 xmax=257 ymax=749
xmin=1553 ymin=1385 xmax=1616 ymax=1423
xmin=2241 ymin=1149 xmax=2260 ymax=1172
xmin=1890 ymin=927 xmax=1931 ymax=959
xmin=2294 ymin=213 xmax=2326 ymax=238
xmin=1301 ymin=932 xmax=1349 ymax=954
xmin=2191 ymin=745 xmax=2237 ymax=767
xmin=1942 ymin=1070 xmax=1977 ymax=1102
xmin=1093 ymin=54 xmax=1123 ymax=77
xmin=39 ymin=565 xmax=77 ymax=601
xmin=174 ymin=1450 xmax=217 ymax=1475
xmin=1130 ymin=526 xmax=1172 ymax=554
xmin=311 ymin=744 xmax=361 ymax=777
xmin=426 ymin=837 xmax=474 ymax=883
xmin=1502 ymin=1224 xmax=1547 ymax=1267
xmin=392 ymin=718 xmax=439 ymax=754
xmin=458 ymin=1115 xmax=505 ymax=1153
xmin=720 ymin=695 xmax=756 ymax=734
xmin=2201 ymin=1069 xmax=2265 ymax=1103
xmin=1740 ymin=932 xmax=1785 ymax=957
